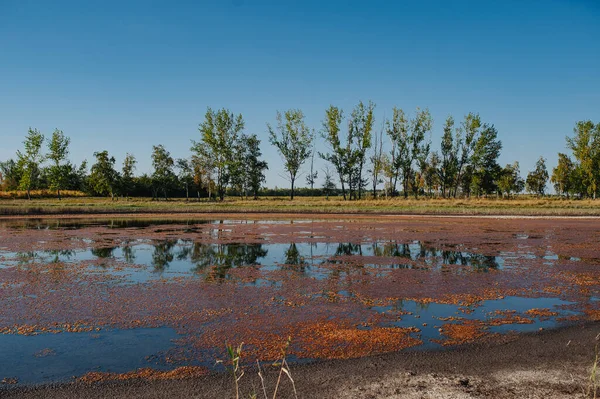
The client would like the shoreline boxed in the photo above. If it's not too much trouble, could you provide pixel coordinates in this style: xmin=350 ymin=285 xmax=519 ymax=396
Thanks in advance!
xmin=3 ymin=321 xmax=598 ymax=398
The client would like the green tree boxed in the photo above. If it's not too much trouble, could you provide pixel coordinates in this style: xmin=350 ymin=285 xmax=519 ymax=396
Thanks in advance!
xmin=470 ymin=124 xmax=502 ymax=196
xmin=0 ymin=159 xmax=22 ymax=191
xmin=305 ymin=134 xmax=318 ymax=190
xmin=121 ymin=153 xmax=136 ymax=199
xmin=16 ymin=128 xmax=45 ymax=200
xmin=551 ymin=153 xmax=575 ymax=198
xmin=348 ymin=100 xmax=375 ymax=199
xmin=89 ymin=151 xmax=119 ymax=200
xmin=176 ymin=158 xmax=193 ymax=201
xmin=526 ymin=157 xmax=549 ymax=196
xmin=368 ymin=119 xmax=385 ymax=199
xmin=320 ymin=106 xmax=348 ymax=199
xmin=408 ymin=108 xmax=432 ymax=198
xmin=47 ymin=129 xmax=71 ymax=200
xmin=386 ymin=107 xmax=410 ymax=196
xmin=497 ymin=162 xmax=524 ymax=198
xmin=151 ymin=145 xmax=176 ymax=200
xmin=438 ymin=116 xmax=459 ymax=197
xmin=566 ymin=120 xmax=600 ymax=199
xmin=244 ymin=134 xmax=268 ymax=200
xmin=193 ymin=108 xmax=244 ymax=201
xmin=268 ymin=109 xmax=314 ymax=200
xmin=454 ymin=113 xmax=482 ymax=197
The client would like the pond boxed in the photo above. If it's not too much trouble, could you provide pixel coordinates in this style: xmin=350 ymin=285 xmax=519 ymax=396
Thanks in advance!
xmin=0 ymin=217 xmax=598 ymax=385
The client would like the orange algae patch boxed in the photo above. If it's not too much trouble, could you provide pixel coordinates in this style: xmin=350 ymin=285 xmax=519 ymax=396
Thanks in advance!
xmin=0 ymin=323 xmax=99 ymax=336
xmin=433 ymin=321 xmax=489 ymax=346
xmin=295 ymin=321 xmax=421 ymax=359
xmin=525 ymin=308 xmax=559 ymax=318
xmin=79 ymin=366 xmax=208 ymax=383
xmin=488 ymin=310 xmax=533 ymax=326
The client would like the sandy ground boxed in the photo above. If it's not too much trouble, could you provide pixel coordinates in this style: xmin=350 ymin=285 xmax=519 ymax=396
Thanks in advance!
xmin=2 ymin=322 xmax=598 ymax=399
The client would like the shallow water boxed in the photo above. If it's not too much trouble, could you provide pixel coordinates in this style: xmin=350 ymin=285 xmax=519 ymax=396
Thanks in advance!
xmin=0 ymin=218 xmax=597 ymax=385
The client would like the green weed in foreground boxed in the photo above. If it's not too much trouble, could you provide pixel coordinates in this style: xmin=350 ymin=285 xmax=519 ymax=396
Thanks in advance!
xmin=221 ymin=338 xmax=297 ymax=399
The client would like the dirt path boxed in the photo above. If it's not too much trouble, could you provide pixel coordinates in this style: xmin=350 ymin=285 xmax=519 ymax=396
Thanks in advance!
xmin=2 ymin=322 xmax=598 ymax=399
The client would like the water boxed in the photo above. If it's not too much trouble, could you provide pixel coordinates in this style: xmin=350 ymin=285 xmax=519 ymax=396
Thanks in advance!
xmin=0 ymin=218 xmax=595 ymax=385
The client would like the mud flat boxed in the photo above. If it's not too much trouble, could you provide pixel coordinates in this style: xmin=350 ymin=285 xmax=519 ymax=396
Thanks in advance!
xmin=0 ymin=216 xmax=598 ymax=397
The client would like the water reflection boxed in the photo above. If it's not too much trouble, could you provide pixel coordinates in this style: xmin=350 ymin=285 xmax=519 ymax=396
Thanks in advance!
xmin=3 ymin=240 xmax=506 ymax=281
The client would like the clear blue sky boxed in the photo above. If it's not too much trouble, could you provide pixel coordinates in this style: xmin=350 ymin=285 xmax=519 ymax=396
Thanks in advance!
xmin=1 ymin=0 xmax=599 ymax=190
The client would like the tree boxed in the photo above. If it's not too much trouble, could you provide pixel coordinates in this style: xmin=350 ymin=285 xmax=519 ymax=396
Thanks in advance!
xmin=0 ymin=159 xmax=22 ymax=191
xmin=320 ymin=106 xmax=348 ymax=200
xmin=46 ymin=129 xmax=71 ymax=200
xmin=438 ymin=116 xmax=458 ymax=197
xmin=566 ymin=120 xmax=600 ymax=199
xmin=408 ymin=108 xmax=432 ymax=198
xmin=193 ymin=108 xmax=244 ymax=201
xmin=551 ymin=153 xmax=575 ymax=198
xmin=469 ymin=124 xmax=502 ymax=196
xmin=177 ymin=158 xmax=193 ymax=201
xmin=369 ymin=118 xmax=385 ymax=199
xmin=268 ymin=109 xmax=314 ymax=200
xmin=322 ymin=166 xmax=336 ymax=199
xmin=121 ymin=153 xmax=137 ymax=199
xmin=151 ymin=145 xmax=176 ymax=200
xmin=497 ymin=162 xmax=524 ymax=198
xmin=305 ymin=133 xmax=318 ymax=190
xmin=385 ymin=107 xmax=409 ymax=197
xmin=526 ymin=157 xmax=549 ymax=196
xmin=16 ymin=128 xmax=45 ymax=200
xmin=244 ymin=134 xmax=268 ymax=200
xmin=89 ymin=151 xmax=118 ymax=200
xmin=348 ymin=100 xmax=375 ymax=199
xmin=454 ymin=113 xmax=482 ymax=197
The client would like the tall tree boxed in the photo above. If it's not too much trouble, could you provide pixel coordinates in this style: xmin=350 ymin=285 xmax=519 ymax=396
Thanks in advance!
xmin=551 ymin=153 xmax=575 ymax=198
xmin=369 ymin=118 xmax=385 ymax=199
xmin=193 ymin=108 xmax=244 ymax=201
xmin=322 ymin=166 xmax=336 ymax=199
xmin=151 ymin=145 xmax=176 ymax=200
xmin=47 ymin=129 xmax=71 ymax=200
xmin=320 ymin=106 xmax=348 ymax=200
xmin=121 ymin=153 xmax=137 ymax=199
xmin=454 ymin=113 xmax=482 ymax=197
xmin=408 ymin=108 xmax=433 ymax=198
xmin=268 ymin=109 xmax=314 ymax=200
xmin=469 ymin=124 xmax=502 ymax=196
xmin=16 ymin=128 xmax=45 ymax=200
xmin=305 ymin=133 xmax=318 ymax=190
xmin=245 ymin=134 xmax=268 ymax=200
xmin=176 ymin=158 xmax=193 ymax=201
xmin=89 ymin=151 xmax=119 ymax=200
xmin=348 ymin=100 xmax=375 ymax=199
xmin=438 ymin=116 xmax=458 ymax=197
xmin=566 ymin=120 xmax=600 ymax=199
xmin=386 ymin=107 xmax=410 ymax=197
xmin=526 ymin=157 xmax=549 ymax=196
xmin=0 ymin=159 xmax=22 ymax=191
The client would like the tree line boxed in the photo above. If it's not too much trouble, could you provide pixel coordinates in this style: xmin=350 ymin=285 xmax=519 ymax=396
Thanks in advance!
xmin=1 ymin=104 xmax=598 ymax=200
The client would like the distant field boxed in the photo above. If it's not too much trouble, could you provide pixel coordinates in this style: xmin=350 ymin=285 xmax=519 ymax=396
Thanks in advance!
xmin=0 ymin=196 xmax=599 ymax=216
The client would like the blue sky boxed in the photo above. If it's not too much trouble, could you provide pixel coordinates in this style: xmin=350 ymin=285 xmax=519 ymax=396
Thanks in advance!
xmin=1 ymin=0 xmax=599 ymax=189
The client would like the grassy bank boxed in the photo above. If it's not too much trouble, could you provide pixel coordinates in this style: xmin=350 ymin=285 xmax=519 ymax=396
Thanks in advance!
xmin=0 ymin=196 xmax=599 ymax=216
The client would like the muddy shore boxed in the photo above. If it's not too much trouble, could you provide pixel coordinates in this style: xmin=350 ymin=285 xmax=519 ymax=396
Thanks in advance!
xmin=2 ymin=321 xmax=598 ymax=399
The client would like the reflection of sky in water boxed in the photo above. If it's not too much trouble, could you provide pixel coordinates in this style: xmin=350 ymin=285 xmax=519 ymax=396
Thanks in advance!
xmin=0 ymin=327 xmax=177 ymax=385
xmin=374 ymin=296 xmax=578 ymax=349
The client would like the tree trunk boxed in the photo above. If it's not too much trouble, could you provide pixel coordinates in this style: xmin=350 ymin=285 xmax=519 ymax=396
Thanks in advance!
xmin=290 ymin=178 xmax=295 ymax=200
xmin=27 ymin=187 xmax=31 ymax=200
xmin=58 ymin=189 xmax=61 ymax=201
xmin=185 ymin=183 xmax=189 ymax=201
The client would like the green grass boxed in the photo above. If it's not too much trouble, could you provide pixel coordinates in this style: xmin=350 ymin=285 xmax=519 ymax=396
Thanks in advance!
xmin=0 ymin=196 xmax=599 ymax=216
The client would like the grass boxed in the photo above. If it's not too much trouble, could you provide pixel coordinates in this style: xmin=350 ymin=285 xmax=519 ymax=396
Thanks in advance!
xmin=587 ymin=340 xmax=599 ymax=399
xmin=0 ymin=196 xmax=600 ymax=216
xmin=222 ymin=338 xmax=297 ymax=399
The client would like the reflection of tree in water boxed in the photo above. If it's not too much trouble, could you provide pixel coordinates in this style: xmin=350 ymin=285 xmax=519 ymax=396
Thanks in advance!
xmin=180 ymin=242 xmax=268 ymax=280
xmin=152 ymin=240 xmax=177 ymax=271
xmin=42 ymin=249 xmax=75 ymax=263
xmin=283 ymin=243 xmax=307 ymax=272
xmin=91 ymin=247 xmax=116 ymax=258
xmin=121 ymin=242 xmax=136 ymax=263
xmin=335 ymin=243 xmax=363 ymax=256
xmin=371 ymin=240 xmax=499 ymax=271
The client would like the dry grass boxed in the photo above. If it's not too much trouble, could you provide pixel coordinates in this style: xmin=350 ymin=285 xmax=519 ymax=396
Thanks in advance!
xmin=0 ymin=196 xmax=599 ymax=216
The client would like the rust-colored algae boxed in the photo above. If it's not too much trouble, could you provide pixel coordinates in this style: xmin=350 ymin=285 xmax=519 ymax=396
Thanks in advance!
xmin=79 ymin=366 xmax=208 ymax=382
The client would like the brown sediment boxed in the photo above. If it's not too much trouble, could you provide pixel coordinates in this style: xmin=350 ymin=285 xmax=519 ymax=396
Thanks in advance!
xmin=78 ymin=366 xmax=208 ymax=383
